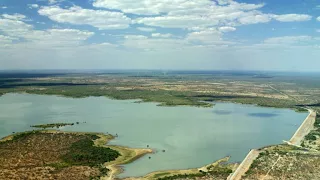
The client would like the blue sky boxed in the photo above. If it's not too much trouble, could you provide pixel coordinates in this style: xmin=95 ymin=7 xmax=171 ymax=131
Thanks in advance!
xmin=0 ymin=0 xmax=319 ymax=71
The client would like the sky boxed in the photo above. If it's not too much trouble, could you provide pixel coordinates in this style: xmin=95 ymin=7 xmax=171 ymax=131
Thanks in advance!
xmin=0 ymin=0 xmax=320 ymax=71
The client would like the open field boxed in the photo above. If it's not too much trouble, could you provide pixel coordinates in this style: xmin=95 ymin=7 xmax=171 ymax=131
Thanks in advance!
xmin=1 ymin=71 xmax=320 ymax=109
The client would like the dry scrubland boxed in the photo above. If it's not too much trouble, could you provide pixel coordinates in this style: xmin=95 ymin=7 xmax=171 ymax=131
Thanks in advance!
xmin=0 ymin=130 xmax=151 ymax=180
xmin=0 ymin=131 xmax=103 ymax=180
xmin=1 ymin=72 xmax=320 ymax=180
xmin=1 ymin=73 xmax=320 ymax=109
xmin=243 ymin=113 xmax=320 ymax=180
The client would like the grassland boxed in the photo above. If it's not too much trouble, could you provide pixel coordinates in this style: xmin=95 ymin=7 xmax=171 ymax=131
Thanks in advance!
xmin=1 ymin=71 xmax=320 ymax=109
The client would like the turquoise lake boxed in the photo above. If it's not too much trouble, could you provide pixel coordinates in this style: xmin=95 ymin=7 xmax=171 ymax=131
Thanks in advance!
xmin=0 ymin=93 xmax=308 ymax=177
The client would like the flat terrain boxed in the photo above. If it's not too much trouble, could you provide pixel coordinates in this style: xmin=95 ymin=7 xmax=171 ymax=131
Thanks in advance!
xmin=1 ymin=71 xmax=320 ymax=109
xmin=0 ymin=131 xmax=104 ymax=180
xmin=1 ymin=71 xmax=320 ymax=179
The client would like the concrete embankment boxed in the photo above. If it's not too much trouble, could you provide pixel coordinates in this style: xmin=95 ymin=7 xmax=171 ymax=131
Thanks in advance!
xmin=289 ymin=109 xmax=316 ymax=146
xmin=228 ymin=109 xmax=316 ymax=180
xmin=228 ymin=149 xmax=260 ymax=180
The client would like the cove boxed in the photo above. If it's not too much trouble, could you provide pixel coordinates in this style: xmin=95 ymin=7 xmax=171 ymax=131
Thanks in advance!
xmin=0 ymin=93 xmax=308 ymax=178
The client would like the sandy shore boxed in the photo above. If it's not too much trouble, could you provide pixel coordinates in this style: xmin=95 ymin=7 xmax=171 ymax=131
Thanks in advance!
xmin=93 ymin=134 xmax=153 ymax=180
xmin=121 ymin=156 xmax=235 ymax=180
xmin=0 ymin=130 xmax=153 ymax=180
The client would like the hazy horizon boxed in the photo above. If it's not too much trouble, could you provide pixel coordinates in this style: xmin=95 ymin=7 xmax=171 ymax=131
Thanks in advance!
xmin=1 ymin=0 xmax=320 ymax=71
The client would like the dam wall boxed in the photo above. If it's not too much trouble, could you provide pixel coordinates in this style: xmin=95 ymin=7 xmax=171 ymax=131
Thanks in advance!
xmin=289 ymin=110 xmax=316 ymax=146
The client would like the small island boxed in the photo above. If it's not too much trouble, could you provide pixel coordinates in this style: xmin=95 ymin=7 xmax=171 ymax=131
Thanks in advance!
xmin=31 ymin=123 xmax=76 ymax=129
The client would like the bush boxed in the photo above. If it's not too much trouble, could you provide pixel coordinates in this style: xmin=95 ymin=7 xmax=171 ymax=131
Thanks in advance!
xmin=305 ymin=134 xmax=317 ymax=141
xmin=62 ymin=138 xmax=120 ymax=167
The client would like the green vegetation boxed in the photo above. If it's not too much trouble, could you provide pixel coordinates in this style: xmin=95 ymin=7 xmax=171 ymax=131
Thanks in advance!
xmin=157 ymin=173 xmax=205 ymax=180
xmin=315 ymin=115 xmax=320 ymax=128
xmin=305 ymin=133 xmax=317 ymax=141
xmin=0 ymin=131 xmax=119 ymax=179
xmin=62 ymin=137 xmax=120 ymax=167
xmin=303 ymin=113 xmax=319 ymax=145
xmin=294 ymin=107 xmax=309 ymax=112
xmin=3 ymin=85 xmax=297 ymax=108
xmin=153 ymin=172 xmax=171 ymax=178
xmin=1 ymin=72 xmax=311 ymax=109
xmin=195 ymin=94 xmax=297 ymax=108
xmin=31 ymin=123 xmax=75 ymax=129
xmin=244 ymin=144 xmax=320 ymax=180
xmin=156 ymin=166 xmax=232 ymax=180
xmin=12 ymin=130 xmax=40 ymax=141
xmin=23 ymin=86 xmax=213 ymax=107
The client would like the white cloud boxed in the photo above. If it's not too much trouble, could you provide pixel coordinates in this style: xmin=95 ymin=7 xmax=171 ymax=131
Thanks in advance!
xmin=263 ymin=36 xmax=313 ymax=45
xmin=28 ymin=4 xmax=40 ymax=9
xmin=135 ymin=15 xmax=219 ymax=29
xmin=272 ymin=14 xmax=312 ymax=22
xmin=216 ymin=0 xmax=232 ymax=5
xmin=0 ymin=18 xmax=33 ymax=37
xmin=124 ymin=35 xmax=148 ymax=40
xmin=23 ymin=29 xmax=94 ymax=47
xmin=0 ymin=15 xmax=94 ymax=48
xmin=316 ymin=29 xmax=320 ymax=33
xmin=1 ymin=0 xmax=318 ymax=70
xmin=0 ymin=35 xmax=17 ymax=44
xmin=93 ymin=0 xmax=212 ymax=15
xmin=1 ymin=6 xmax=7 ymax=9
xmin=151 ymin=33 xmax=173 ymax=38
xmin=38 ymin=6 xmax=131 ymax=29
xmin=2 ymin=14 xmax=26 ymax=21
xmin=137 ymin=27 xmax=156 ymax=32
xmin=123 ymin=35 xmax=186 ymax=51
xmin=317 ymin=16 xmax=320 ymax=21
xmin=237 ymin=13 xmax=272 ymax=25
xmin=48 ymin=0 xmax=65 ymax=4
xmin=186 ymin=29 xmax=229 ymax=45
xmin=219 ymin=26 xmax=236 ymax=32
xmin=131 ymin=1 xmax=310 ymax=29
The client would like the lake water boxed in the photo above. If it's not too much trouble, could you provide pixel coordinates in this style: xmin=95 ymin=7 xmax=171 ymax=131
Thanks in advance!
xmin=0 ymin=93 xmax=308 ymax=177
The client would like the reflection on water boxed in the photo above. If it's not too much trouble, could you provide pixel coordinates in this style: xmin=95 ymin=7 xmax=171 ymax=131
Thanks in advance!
xmin=0 ymin=93 xmax=308 ymax=177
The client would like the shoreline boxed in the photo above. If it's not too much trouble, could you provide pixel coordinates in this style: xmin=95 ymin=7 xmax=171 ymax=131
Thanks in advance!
xmin=0 ymin=130 xmax=153 ymax=180
xmin=228 ymin=109 xmax=316 ymax=180
xmin=0 ymin=92 xmax=302 ymax=110
xmin=289 ymin=109 xmax=316 ymax=145
xmin=121 ymin=156 xmax=236 ymax=180
xmin=0 ymin=93 xmax=312 ymax=179
xmin=94 ymin=134 xmax=153 ymax=179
